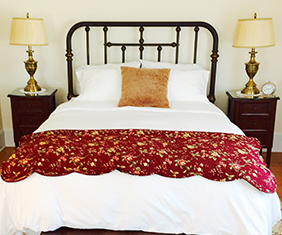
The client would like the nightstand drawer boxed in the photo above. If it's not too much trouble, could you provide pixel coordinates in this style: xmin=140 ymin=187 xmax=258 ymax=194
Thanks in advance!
xmin=17 ymin=100 xmax=44 ymax=113
xmin=19 ymin=115 xmax=45 ymax=126
xmin=8 ymin=88 xmax=57 ymax=147
xmin=226 ymin=90 xmax=279 ymax=167
xmin=243 ymin=131 xmax=268 ymax=146
xmin=239 ymin=118 xmax=268 ymax=130
xmin=240 ymin=102 xmax=268 ymax=114
xmin=19 ymin=126 xmax=39 ymax=138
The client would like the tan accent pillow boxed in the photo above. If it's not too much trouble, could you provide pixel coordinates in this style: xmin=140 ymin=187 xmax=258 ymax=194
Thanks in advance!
xmin=118 ymin=67 xmax=171 ymax=108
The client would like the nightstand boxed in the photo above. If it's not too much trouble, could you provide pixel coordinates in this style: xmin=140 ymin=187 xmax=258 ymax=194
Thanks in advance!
xmin=8 ymin=88 xmax=57 ymax=147
xmin=226 ymin=90 xmax=279 ymax=167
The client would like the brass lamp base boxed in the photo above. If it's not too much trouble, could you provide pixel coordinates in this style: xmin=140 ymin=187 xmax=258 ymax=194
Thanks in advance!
xmin=241 ymin=78 xmax=260 ymax=95
xmin=241 ymin=48 xmax=260 ymax=95
xmin=24 ymin=46 xmax=41 ymax=92
xmin=24 ymin=78 xmax=41 ymax=92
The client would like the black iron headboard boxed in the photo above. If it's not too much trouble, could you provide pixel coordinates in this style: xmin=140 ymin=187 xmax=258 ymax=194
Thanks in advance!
xmin=66 ymin=21 xmax=219 ymax=103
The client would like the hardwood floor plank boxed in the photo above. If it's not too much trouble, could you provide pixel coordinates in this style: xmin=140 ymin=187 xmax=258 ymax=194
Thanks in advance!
xmin=269 ymin=152 xmax=282 ymax=200
xmin=0 ymin=147 xmax=14 ymax=165
xmin=42 ymin=228 xmax=173 ymax=235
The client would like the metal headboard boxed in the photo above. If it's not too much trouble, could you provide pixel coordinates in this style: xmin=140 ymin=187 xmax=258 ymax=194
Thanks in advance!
xmin=66 ymin=21 xmax=219 ymax=103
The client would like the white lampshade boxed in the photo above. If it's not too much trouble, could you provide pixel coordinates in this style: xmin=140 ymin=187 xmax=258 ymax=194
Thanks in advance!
xmin=10 ymin=16 xmax=48 ymax=46
xmin=233 ymin=17 xmax=275 ymax=48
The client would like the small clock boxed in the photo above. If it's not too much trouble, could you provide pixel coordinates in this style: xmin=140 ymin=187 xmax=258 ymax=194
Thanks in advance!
xmin=261 ymin=81 xmax=276 ymax=96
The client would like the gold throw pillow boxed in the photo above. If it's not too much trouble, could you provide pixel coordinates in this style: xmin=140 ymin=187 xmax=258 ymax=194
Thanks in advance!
xmin=118 ymin=67 xmax=170 ymax=108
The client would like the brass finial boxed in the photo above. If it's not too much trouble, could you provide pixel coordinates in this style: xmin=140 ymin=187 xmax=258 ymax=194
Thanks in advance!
xmin=27 ymin=13 xmax=29 ymax=18
xmin=254 ymin=13 xmax=257 ymax=19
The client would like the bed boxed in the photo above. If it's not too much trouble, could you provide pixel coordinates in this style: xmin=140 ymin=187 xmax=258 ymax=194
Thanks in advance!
xmin=0 ymin=21 xmax=281 ymax=235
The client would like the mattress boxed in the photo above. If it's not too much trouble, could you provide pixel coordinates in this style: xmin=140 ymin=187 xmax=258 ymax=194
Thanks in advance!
xmin=0 ymin=98 xmax=280 ymax=235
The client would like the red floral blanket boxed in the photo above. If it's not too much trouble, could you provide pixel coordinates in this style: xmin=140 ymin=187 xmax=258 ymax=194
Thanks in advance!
xmin=0 ymin=129 xmax=276 ymax=193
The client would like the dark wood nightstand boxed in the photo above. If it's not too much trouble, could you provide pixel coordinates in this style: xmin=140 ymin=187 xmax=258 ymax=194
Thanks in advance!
xmin=8 ymin=88 xmax=57 ymax=147
xmin=226 ymin=90 xmax=279 ymax=167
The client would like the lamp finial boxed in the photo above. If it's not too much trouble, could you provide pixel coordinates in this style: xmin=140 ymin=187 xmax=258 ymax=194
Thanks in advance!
xmin=26 ymin=13 xmax=29 ymax=18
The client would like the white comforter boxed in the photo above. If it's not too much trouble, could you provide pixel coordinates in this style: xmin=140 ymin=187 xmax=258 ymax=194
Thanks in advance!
xmin=0 ymin=98 xmax=281 ymax=235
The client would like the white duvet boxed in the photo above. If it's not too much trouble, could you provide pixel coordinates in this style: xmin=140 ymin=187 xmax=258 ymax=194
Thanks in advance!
xmin=0 ymin=98 xmax=281 ymax=235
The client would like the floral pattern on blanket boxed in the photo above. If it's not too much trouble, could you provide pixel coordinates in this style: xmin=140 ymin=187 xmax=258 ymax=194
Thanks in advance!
xmin=0 ymin=129 xmax=276 ymax=193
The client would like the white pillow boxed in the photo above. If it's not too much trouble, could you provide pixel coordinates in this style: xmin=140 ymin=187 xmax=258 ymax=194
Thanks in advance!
xmin=140 ymin=59 xmax=202 ymax=70
xmin=75 ymin=61 xmax=140 ymax=101
xmin=141 ymin=60 xmax=210 ymax=103
xmin=168 ymin=69 xmax=210 ymax=103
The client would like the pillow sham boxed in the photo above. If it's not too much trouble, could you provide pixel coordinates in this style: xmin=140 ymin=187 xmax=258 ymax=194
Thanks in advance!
xmin=168 ymin=69 xmax=210 ymax=103
xmin=118 ymin=67 xmax=171 ymax=108
xmin=141 ymin=60 xmax=210 ymax=103
xmin=75 ymin=61 xmax=140 ymax=101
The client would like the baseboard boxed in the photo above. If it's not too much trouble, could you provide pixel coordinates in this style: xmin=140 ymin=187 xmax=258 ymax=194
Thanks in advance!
xmin=273 ymin=133 xmax=282 ymax=152
xmin=0 ymin=129 xmax=5 ymax=151
xmin=4 ymin=129 xmax=14 ymax=147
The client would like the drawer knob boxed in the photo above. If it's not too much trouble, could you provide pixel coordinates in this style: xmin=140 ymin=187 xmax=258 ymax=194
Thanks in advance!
xmin=252 ymin=123 xmax=256 ymax=126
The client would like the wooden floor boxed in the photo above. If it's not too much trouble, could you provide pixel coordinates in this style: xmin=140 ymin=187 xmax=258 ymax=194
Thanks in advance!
xmin=0 ymin=147 xmax=281 ymax=235
xmin=271 ymin=152 xmax=282 ymax=200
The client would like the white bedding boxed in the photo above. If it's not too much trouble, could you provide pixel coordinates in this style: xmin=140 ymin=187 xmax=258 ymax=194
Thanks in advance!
xmin=36 ymin=99 xmax=244 ymax=134
xmin=0 ymin=98 xmax=281 ymax=235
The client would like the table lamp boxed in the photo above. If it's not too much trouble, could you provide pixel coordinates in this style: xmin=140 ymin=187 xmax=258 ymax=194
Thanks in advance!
xmin=233 ymin=13 xmax=275 ymax=95
xmin=10 ymin=13 xmax=48 ymax=92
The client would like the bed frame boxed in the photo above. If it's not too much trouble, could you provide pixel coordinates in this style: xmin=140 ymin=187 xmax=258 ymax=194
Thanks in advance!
xmin=65 ymin=21 xmax=219 ymax=103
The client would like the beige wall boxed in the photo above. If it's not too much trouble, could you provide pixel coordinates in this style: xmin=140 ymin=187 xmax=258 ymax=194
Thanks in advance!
xmin=0 ymin=102 xmax=4 ymax=151
xmin=0 ymin=0 xmax=281 ymax=149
